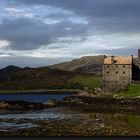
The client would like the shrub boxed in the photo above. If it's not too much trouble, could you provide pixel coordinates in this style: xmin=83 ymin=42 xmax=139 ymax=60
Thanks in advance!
xmin=63 ymin=82 xmax=84 ymax=89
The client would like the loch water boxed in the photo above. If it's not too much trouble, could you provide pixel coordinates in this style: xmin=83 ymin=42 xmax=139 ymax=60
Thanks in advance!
xmin=0 ymin=93 xmax=70 ymax=103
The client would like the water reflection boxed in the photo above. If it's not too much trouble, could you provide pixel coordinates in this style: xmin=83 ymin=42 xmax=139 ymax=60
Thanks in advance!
xmin=0 ymin=122 xmax=37 ymax=131
xmin=0 ymin=107 xmax=140 ymax=132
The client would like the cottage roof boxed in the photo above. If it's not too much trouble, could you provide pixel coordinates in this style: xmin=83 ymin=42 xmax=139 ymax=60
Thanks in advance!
xmin=104 ymin=56 xmax=132 ymax=65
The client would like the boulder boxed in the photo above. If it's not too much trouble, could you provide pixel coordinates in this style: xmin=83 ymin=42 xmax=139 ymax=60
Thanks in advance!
xmin=62 ymin=96 xmax=84 ymax=104
xmin=45 ymin=99 xmax=58 ymax=106
xmin=0 ymin=101 xmax=9 ymax=109
xmin=77 ymin=91 xmax=90 ymax=96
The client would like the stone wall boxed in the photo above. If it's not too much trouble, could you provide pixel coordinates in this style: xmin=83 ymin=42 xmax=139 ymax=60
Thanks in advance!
xmin=103 ymin=64 xmax=132 ymax=92
xmin=138 ymin=49 xmax=140 ymax=66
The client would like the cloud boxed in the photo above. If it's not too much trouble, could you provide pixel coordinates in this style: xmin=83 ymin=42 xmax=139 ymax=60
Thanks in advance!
xmin=102 ymin=46 xmax=139 ymax=56
xmin=20 ymin=0 xmax=140 ymax=17
xmin=0 ymin=0 xmax=140 ymax=67
xmin=18 ymin=0 xmax=140 ymax=34
xmin=0 ymin=17 xmax=88 ymax=50
xmin=0 ymin=40 xmax=10 ymax=49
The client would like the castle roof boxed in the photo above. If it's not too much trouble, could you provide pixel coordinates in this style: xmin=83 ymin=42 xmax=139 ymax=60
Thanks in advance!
xmin=104 ymin=56 xmax=132 ymax=65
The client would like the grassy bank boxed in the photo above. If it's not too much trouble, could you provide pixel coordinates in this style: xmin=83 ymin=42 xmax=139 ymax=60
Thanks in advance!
xmin=69 ymin=74 xmax=102 ymax=90
xmin=0 ymin=73 xmax=102 ymax=91
xmin=113 ymin=83 xmax=140 ymax=97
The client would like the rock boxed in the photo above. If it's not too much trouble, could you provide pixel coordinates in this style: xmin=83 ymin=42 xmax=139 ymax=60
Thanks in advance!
xmin=29 ymin=104 xmax=34 ymax=108
xmin=84 ymin=87 xmax=89 ymax=90
xmin=77 ymin=91 xmax=90 ymax=96
xmin=0 ymin=101 xmax=9 ymax=109
xmin=95 ymin=88 xmax=102 ymax=94
xmin=0 ymin=100 xmax=45 ymax=110
xmin=45 ymin=99 xmax=58 ymax=106
xmin=135 ymin=96 xmax=140 ymax=98
xmin=14 ymin=104 xmax=21 ymax=109
xmin=62 ymin=96 xmax=84 ymax=104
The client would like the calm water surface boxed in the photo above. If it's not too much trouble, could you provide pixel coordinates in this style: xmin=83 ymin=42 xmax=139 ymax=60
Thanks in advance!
xmin=0 ymin=94 xmax=70 ymax=103
xmin=0 ymin=107 xmax=140 ymax=132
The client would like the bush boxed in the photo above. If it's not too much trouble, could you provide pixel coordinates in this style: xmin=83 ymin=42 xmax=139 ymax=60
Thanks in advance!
xmin=63 ymin=82 xmax=84 ymax=89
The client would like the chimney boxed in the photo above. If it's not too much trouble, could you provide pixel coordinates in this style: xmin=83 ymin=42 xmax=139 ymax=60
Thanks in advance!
xmin=111 ymin=56 xmax=114 ymax=64
xmin=138 ymin=49 xmax=140 ymax=65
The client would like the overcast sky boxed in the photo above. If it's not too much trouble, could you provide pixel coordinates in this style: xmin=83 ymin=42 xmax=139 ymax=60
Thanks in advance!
xmin=0 ymin=0 xmax=140 ymax=68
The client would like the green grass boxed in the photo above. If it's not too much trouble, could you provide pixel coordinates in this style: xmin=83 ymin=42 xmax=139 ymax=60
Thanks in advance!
xmin=69 ymin=74 xmax=102 ymax=89
xmin=115 ymin=83 xmax=140 ymax=97
xmin=116 ymin=114 xmax=140 ymax=126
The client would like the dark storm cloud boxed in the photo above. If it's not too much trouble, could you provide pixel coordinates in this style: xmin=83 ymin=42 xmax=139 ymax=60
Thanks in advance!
xmin=19 ymin=0 xmax=140 ymax=34
xmin=20 ymin=0 xmax=140 ymax=17
xmin=0 ymin=18 xmax=51 ymax=50
xmin=0 ymin=18 xmax=88 ymax=50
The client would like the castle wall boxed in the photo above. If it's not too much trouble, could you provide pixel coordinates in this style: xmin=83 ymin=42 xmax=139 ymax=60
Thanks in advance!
xmin=103 ymin=64 xmax=132 ymax=92
xmin=138 ymin=49 xmax=140 ymax=67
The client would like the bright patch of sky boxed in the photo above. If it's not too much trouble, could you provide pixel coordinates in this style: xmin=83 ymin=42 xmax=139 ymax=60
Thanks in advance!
xmin=0 ymin=40 xmax=10 ymax=49
xmin=2 ymin=33 xmax=139 ymax=59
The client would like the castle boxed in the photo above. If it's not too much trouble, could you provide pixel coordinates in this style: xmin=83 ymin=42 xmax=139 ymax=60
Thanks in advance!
xmin=102 ymin=49 xmax=140 ymax=92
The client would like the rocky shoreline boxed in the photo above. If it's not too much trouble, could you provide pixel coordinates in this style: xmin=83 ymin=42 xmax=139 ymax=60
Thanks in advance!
xmin=1 ymin=95 xmax=140 ymax=115
xmin=1 ymin=118 xmax=140 ymax=136
xmin=56 ymin=96 xmax=140 ymax=115
xmin=0 ymin=100 xmax=46 ymax=110
xmin=59 ymin=95 xmax=140 ymax=106
xmin=1 ymin=95 xmax=140 ymax=136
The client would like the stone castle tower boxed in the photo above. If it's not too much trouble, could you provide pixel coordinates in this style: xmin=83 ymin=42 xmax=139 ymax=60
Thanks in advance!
xmin=102 ymin=54 xmax=133 ymax=92
xmin=102 ymin=49 xmax=140 ymax=92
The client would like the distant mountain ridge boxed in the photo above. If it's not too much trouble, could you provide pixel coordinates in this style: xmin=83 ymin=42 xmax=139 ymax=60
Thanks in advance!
xmin=0 ymin=55 xmax=104 ymax=76
xmin=0 ymin=56 xmax=138 ymax=76
xmin=48 ymin=55 xmax=104 ymax=74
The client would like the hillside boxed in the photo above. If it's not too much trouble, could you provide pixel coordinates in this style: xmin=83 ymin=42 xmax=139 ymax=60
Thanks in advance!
xmin=0 ymin=66 xmax=102 ymax=90
xmin=0 ymin=67 xmax=79 ymax=90
xmin=0 ymin=55 xmax=105 ymax=90
xmin=48 ymin=55 xmax=104 ymax=74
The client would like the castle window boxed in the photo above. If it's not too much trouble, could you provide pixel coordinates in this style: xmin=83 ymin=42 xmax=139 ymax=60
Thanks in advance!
xmin=107 ymin=65 xmax=109 ymax=68
xmin=116 ymin=65 xmax=118 ymax=68
xmin=123 ymin=72 xmax=125 ymax=74
xmin=116 ymin=71 xmax=118 ymax=74
xmin=123 ymin=81 xmax=125 ymax=84
xmin=107 ymin=71 xmax=110 ymax=74
xmin=123 ymin=65 xmax=125 ymax=68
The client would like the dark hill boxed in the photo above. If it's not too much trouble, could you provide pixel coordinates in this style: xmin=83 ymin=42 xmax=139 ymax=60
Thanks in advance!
xmin=0 ymin=67 xmax=78 ymax=90
xmin=0 ymin=65 xmax=21 ymax=75
xmin=0 ymin=65 xmax=31 ymax=75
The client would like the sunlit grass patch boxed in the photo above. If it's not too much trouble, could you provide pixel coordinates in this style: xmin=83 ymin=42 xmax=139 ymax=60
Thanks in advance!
xmin=115 ymin=83 xmax=140 ymax=97
xmin=69 ymin=74 xmax=102 ymax=89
